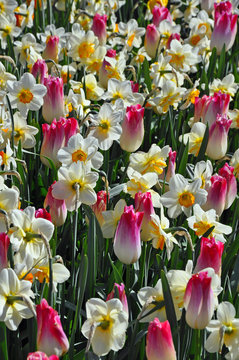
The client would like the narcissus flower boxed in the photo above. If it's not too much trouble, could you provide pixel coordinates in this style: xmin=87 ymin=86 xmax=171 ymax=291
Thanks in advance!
xmin=230 ymin=148 xmax=239 ymax=179
xmin=179 ymin=122 xmax=206 ymax=156
xmin=113 ymin=205 xmax=143 ymax=265
xmin=81 ymin=298 xmax=128 ymax=356
xmin=36 ymin=299 xmax=69 ymax=356
xmin=102 ymin=199 xmax=127 ymax=238
xmin=7 ymin=73 xmax=47 ymax=117
xmin=146 ymin=319 xmax=176 ymax=360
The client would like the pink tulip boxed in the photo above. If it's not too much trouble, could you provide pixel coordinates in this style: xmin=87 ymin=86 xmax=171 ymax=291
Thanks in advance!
xmin=218 ymin=163 xmax=237 ymax=209
xmin=44 ymin=181 xmax=67 ymax=227
xmin=202 ymin=175 xmax=227 ymax=216
xmin=113 ymin=205 xmax=143 ymax=264
xmin=42 ymin=76 xmax=65 ymax=124
xmin=35 ymin=208 xmax=52 ymax=222
xmin=27 ymin=351 xmax=59 ymax=360
xmin=40 ymin=117 xmax=78 ymax=168
xmin=194 ymin=237 xmax=224 ymax=276
xmin=120 ymin=104 xmax=145 ymax=152
xmin=106 ymin=283 xmax=129 ymax=316
xmin=152 ymin=6 xmax=172 ymax=26
xmin=211 ymin=2 xmax=238 ymax=54
xmin=144 ymin=24 xmax=160 ymax=59
xmin=0 ymin=233 xmax=9 ymax=271
xmin=31 ymin=59 xmax=48 ymax=84
xmin=184 ymin=271 xmax=214 ymax=329
xmin=130 ymin=81 xmax=139 ymax=93
xmin=91 ymin=190 xmax=108 ymax=227
xmin=165 ymin=149 xmax=176 ymax=182
xmin=135 ymin=191 xmax=155 ymax=242
xmin=92 ymin=14 xmax=107 ymax=45
xmin=146 ymin=319 xmax=176 ymax=360
xmin=42 ymin=35 xmax=59 ymax=63
xmin=36 ymin=299 xmax=69 ymax=357
xmin=166 ymin=33 xmax=180 ymax=49
xmin=206 ymin=114 xmax=232 ymax=160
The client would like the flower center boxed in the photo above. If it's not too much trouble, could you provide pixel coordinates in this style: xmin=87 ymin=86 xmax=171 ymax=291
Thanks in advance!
xmin=35 ymin=266 xmax=49 ymax=283
xmin=127 ymin=33 xmax=135 ymax=47
xmin=0 ymin=151 xmax=7 ymax=165
xmin=18 ymin=89 xmax=33 ymax=104
xmin=193 ymin=221 xmax=212 ymax=236
xmin=169 ymin=53 xmax=185 ymax=68
xmin=99 ymin=119 xmax=110 ymax=132
xmin=78 ymin=41 xmax=95 ymax=59
xmin=178 ymin=191 xmax=195 ymax=208
xmin=72 ymin=149 xmax=87 ymax=163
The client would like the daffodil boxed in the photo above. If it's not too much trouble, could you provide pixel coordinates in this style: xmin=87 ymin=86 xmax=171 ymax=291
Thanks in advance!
xmin=101 ymin=199 xmax=127 ymax=238
xmin=179 ymin=122 xmax=206 ymax=156
xmin=230 ymin=148 xmax=239 ymax=179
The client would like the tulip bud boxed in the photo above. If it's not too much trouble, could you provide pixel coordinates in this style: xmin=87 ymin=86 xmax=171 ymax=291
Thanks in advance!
xmin=194 ymin=237 xmax=224 ymax=276
xmin=91 ymin=190 xmax=108 ymax=227
xmin=206 ymin=114 xmax=232 ymax=160
xmin=144 ymin=24 xmax=160 ymax=59
xmin=42 ymin=76 xmax=65 ymax=124
xmin=210 ymin=2 xmax=238 ymax=54
xmin=0 ymin=233 xmax=9 ymax=271
xmin=184 ymin=271 xmax=214 ymax=329
xmin=218 ymin=163 xmax=237 ymax=209
xmin=120 ymin=105 xmax=145 ymax=153
xmin=44 ymin=181 xmax=67 ymax=227
xmin=40 ymin=117 xmax=78 ymax=168
xmin=202 ymin=175 xmax=227 ymax=216
xmin=135 ymin=191 xmax=155 ymax=242
xmin=106 ymin=283 xmax=129 ymax=316
xmin=146 ymin=319 xmax=176 ymax=360
xmin=36 ymin=299 xmax=69 ymax=357
xmin=42 ymin=35 xmax=59 ymax=64
xmin=35 ymin=208 xmax=52 ymax=222
xmin=31 ymin=59 xmax=48 ymax=84
xmin=92 ymin=14 xmax=107 ymax=45
xmin=152 ymin=6 xmax=172 ymax=26
xmin=27 ymin=351 xmax=59 ymax=360
xmin=113 ymin=205 xmax=143 ymax=264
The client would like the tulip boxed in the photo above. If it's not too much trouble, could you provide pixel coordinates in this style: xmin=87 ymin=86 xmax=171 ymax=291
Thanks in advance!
xmin=194 ymin=237 xmax=224 ymax=276
xmin=152 ymin=6 xmax=172 ymax=26
xmin=42 ymin=35 xmax=59 ymax=64
xmin=165 ymin=149 xmax=176 ymax=182
xmin=0 ymin=233 xmax=9 ymax=271
xmin=144 ymin=24 xmax=160 ymax=59
xmin=92 ymin=14 xmax=107 ymax=45
xmin=106 ymin=283 xmax=129 ymax=316
xmin=120 ymin=104 xmax=145 ymax=153
xmin=99 ymin=49 xmax=116 ymax=88
xmin=44 ymin=181 xmax=67 ymax=227
xmin=184 ymin=271 xmax=214 ymax=329
xmin=135 ymin=192 xmax=155 ymax=242
xmin=91 ymin=190 xmax=108 ymax=227
xmin=35 ymin=208 xmax=52 ymax=222
xmin=130 ymin=81 xmax=139 ymax=93
xmin=36 ymin=299 xmax=69 ymax=356
xmin=40 ymin=117 xmax=78 ymax=168
xmin=31 ymin=59 xmax=48 ymax=84
xmin=210 ymin=2 xmax=238 ymax=54
xmin=42 ymin=76 xmax=65 ymax=124
xmin=218 ymin=163 xmax=237 ymax=209
xmin=202 ymin=175 xmax=227 ymax=216
xmin=113 ymin=205 xmax=143 ymax=264
xmin=27 ymin=351 xmax=59 ymax=360
xmin=146 ymin=319 xmax=176 ymax=360
xmin=206 ymin=115 xmax=232 ymax=160
xmin=166 ymin=33 xmax=180 ymax=49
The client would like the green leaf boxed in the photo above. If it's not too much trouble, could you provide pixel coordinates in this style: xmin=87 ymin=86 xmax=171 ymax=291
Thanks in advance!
xmin=177 ymin=140 xmax=189 ymax=175
xmin=108 ymin=254 xmax=123 ymax=285
xmin=0 ymin=322 xmax=8 ymax=360
xmin=207 ymin=47 xmax=217 ymax=83
xmin=195 ymin=124 xmax=209 ymax=163
xmin=217 ymin=44 xmax=226 ymax=79
xmin=86 ymin=213 xmax=97 ymax=299
xmin=143 ymin=58 xmax=151 ymax=91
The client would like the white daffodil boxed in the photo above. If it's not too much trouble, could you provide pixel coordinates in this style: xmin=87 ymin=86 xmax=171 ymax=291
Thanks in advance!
xmin=7 ymin=73 xmax=47 ymax=117
xmin=228 ymin=109 xmax=239 ymax=129
xmin=90 ymin=103 xmax=123 ymax=151
xmin=67 ymin=28 xmax=98 ymax=64
xmin=205 ymin=302 xmax=239 ymax=355
xmin=150 ymin=55 xmax=176 ymax=88
xmin=14 ymin=33 xmax=44 ymax=67
xmin=52 ymin=162 xmax=99 ymax=211
xmin=81 ymin=298 xmax=128 ymax=356
xmin=126 ymin=167 xmax=161 ymax=207
xmin=209 ymin=74 xmax=238 ymax=98
xmin=0 ymin=268 xmax=34 ymax=330
xmin=64 ymin=88 xmax=90 ymax=120
xmin=193 ymin=160 xmax=213 ymax=189
xmin=0 ymin=186 xmax=19 ymax=232
xmin=9 ymin=206 xmax=54 ymax=261
xmin=167 ymin=39 xmax=201 ymax=73
xmin=118 ymin=19 xmax=145 ymax=50
xmin=101 ymin=199 xmax=127 ymax=238
xmin=84 ymin=74 xmax=104 ymax=101
xmin=0 ymin=139 xmax=16 ymax=171
xmin=230 ymin=148 xmax=239 ymax=179
xmin=129 ymin=144 xmax=170 ymax=176
xmin=187 ymin=204 xmax=232 ymax=242
xmin=0 ymin=62 xmax=16 ymax=95
xmin=179 ymin=122 xmax=206 ymax=157
xmin=0 ymin=14 xmax=21 ymax=50
xmin=161 ymin=174 xmax=208 ymax=218
xmin=158 ymin=20 xmax=181 ymax=49
xmin=57 ymin=133 xmax=103 ymax=170
xmin=85 ymin=45 xmax=107 ymax=74
xmin=0 ymin=0 xmax=18 ymax=16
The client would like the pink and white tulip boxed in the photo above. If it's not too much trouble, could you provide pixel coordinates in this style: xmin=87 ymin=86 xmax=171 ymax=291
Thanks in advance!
xmin=31 ymin=59 xmax=48 ymax=84
xmin=0 ymin=233 xmax=9 ymax=271
xmin=194 ymin=237 xmax=224 ymax=276
xmin=120 ymin=104 xmax=145 ymax=153
xmin=92 ymin=14 xmax=107 ymax=45
xmin=203 ymin=174 xmax=227 ymax=216
xmin=27 ymin=351 xmax=59 ymax=360
xmin=146 ymin=318 xmax=176 ymax=360
xmin=144 ymin=24 xmax=160 ymax=59
xmin=206 ymin=114 xmax=232 ymax=160
xmin=42 ymin=35 xmax=59 ymax=64
xmin=184 ymin=271 xmax=214 ymax=329
xmin=42 ymin=76 xmax=65 ymax=124
xmin=152 ymin=6 xmax=172 ymax=27
xmin=135 ymin=191 xmax=155 ymax=242
xmin=218 ymin=163 xmax=237 ymax=209
xmin=113 ymin=205 xmax=143 ymax=264
xmin=44 ymin=181 xmax=67 ymax=227
xmin=106 ymin=283 xmax=129 ymax=316
xmin=36 ymin=299 xmax=69 ymax=357
xmin=91 ymin=190 xmax=108 ymax=227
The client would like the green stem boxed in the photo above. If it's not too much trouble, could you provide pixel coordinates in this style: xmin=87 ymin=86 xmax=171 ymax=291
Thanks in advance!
xmin=195 ymin=329 xmax=201 ymax=360
xmin=0 ymin=322 xmax=8 ymax=360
